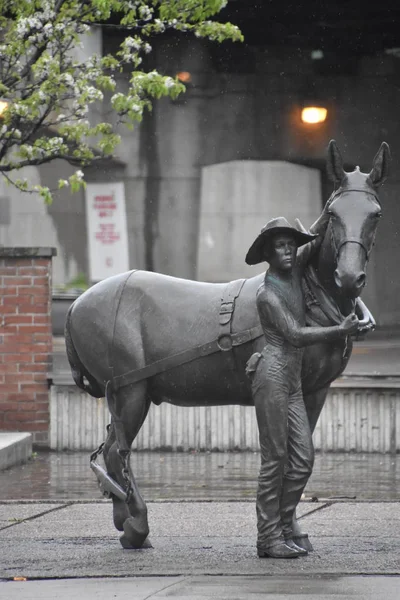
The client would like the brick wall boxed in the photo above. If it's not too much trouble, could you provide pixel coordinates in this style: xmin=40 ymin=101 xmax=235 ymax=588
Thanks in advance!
xmin=0 ymin=248 xmax=57 ymax=447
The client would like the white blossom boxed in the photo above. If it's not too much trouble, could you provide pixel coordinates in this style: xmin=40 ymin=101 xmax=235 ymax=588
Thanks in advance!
xmin=139 ymin=5 xmax=152 ymax=21
xmin=124 ymin=37 xmax=141 ymax=51
xmin=154 ymin=19 xmax=166 ymax=32
xmin=164 ymin=77 xmax=175 ymax=89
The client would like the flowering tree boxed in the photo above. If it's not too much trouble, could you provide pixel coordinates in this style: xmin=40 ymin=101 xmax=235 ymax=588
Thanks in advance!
xmin=0 ymin=0 xmax=242 ymax=203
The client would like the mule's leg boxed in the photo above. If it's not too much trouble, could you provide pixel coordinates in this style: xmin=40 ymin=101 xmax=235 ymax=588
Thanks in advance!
xmin=103 ymin=381 xmax=151 ymax=549
xmin=291 ymin=385 xmax=330 ymax=552
xmin=304 ymin=385 xmax=330 ymax=434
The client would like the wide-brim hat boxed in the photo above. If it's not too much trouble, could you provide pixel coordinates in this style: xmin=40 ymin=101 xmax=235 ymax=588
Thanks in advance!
xmin=245 ymin=217 xmax=318 ymax=265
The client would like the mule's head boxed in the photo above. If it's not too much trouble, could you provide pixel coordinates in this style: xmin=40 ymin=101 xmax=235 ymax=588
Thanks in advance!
xmin=325 ymin=140 xmax=390 ymax=298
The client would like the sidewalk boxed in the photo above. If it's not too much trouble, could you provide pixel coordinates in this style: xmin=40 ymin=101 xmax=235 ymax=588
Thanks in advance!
xmin=0 ymin=452 xmax=399 ymax=598
xmin=1 ymin=500 xmax=399 ymax=579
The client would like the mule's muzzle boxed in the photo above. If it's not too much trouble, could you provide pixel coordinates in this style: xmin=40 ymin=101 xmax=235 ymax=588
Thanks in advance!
xmin=334 ymin=268 xmax=366 ymax=296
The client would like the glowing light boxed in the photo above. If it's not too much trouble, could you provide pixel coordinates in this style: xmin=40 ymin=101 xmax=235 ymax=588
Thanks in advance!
xmin=176 ymin=71 xmax=192 ymax=83
xmin=0 ymin=99 xmax=9 ymax=118
xmin=301 ymin=106 xmax=327 ymax=124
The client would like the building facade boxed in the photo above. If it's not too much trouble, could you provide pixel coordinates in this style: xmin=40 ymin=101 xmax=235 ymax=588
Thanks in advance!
xmin=1 ymin=19 xmax=400 ymax=325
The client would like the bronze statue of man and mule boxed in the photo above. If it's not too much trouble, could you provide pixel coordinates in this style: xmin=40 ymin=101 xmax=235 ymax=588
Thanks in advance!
xmin=65 ymin=140 xmax=390 ymax=552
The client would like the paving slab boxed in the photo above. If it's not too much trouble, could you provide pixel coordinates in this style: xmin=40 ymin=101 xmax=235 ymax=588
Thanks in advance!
xmin=0 ymin=503 xmax=66 ymax=528
xmin=0 ymin=501 xmax=399 ymax=579
xmin=0 ymin=501 xmax=314 ymax=539
xmin=2 ymin=575 xmax=400 ymax=600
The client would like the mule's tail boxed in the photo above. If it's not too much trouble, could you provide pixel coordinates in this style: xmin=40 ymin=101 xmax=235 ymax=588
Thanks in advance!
xmin=64 ymin=302 xmax=105 ymax=398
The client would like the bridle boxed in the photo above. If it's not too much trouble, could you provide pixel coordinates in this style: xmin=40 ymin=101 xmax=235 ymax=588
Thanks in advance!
xmin=328 ymin=187 xmax=381 ymax=264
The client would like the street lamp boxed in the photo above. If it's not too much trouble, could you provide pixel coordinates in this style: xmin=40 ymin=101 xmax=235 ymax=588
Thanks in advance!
xmin=301 ymin=106 xmax=328 ymax=124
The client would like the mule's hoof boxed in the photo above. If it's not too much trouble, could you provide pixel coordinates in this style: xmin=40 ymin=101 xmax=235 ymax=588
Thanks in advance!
xmin=292 ymin=534 xmax=314 ymax=552
xmin=119 ymin=516 xmax=149 ymax=549
xmin=120 ymin=534 xmax=153 ymax=550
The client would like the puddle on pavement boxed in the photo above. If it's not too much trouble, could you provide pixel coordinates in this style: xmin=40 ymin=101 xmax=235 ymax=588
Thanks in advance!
xmin=0 ymin=451 xmax=399 ymax=501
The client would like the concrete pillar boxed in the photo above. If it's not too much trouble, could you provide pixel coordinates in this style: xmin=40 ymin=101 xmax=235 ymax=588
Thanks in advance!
xmin=197 ymin=160 xmax=322 ymax=282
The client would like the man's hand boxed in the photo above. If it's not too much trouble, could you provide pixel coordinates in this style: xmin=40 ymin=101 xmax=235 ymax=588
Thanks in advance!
xmin=340 ymin=313 xmax=359 ymax=336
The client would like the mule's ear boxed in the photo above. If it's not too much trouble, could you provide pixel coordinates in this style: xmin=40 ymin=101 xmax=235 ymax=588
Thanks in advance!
xmin=368 ymin=142 xmax=391 ymax=187
xmin=327 ymin=139 xmax=346 ymax=184
xmin=295 ymin=218 xmax=308 ymax=233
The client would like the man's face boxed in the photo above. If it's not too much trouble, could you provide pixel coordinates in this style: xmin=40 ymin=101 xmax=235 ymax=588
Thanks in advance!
xmin=267 ymin=233 xmax=297 ymax=271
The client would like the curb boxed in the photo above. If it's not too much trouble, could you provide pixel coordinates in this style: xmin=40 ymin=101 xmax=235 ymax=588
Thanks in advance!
xmin=0 ymin=432 xmax=32 ymax=471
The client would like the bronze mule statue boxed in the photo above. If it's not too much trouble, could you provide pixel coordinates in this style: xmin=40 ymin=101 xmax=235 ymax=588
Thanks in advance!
xmin=65 ymin=140 xmax=390 ymax=550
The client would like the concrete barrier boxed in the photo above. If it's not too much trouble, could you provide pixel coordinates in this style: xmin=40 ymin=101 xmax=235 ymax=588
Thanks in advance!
xmin=50 ymin=377 xmax=399 ymax=454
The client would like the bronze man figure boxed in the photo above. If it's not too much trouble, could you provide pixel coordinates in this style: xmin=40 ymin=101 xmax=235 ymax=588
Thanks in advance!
xmin=245 ymin=212 xmax=359 ymax=559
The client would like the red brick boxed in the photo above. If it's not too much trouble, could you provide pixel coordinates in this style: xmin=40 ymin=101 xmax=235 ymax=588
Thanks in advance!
xmin=17 ymin=286 xmax=47 ymax=296
xmin=34 ymin=354 xmax=51 ymax=363
xmin=0 ymin=401 xmax=20 ymax=410
xmin=0 ymin=305 xmax=18 ymax=314
xmin=31 ymin=296 xmax=50 ymax=305
xmin=17 ymin=303 xmax=48 ymax=314
xmin=6 ymin=411 xmax=38 ymax=422
xmin=0 ymin=326 xmax=18 ymax=335
xmin=3 ymin=276 xmax=33 ymax=285
xmin=35 ymin=393 xmax=50 ymax=402
xmin=32 ymin=276 xmax=49 ymax=285
xmin=4 ymin=374 xmax=34 ymax=384
xmin=2 ymin=287 xmax=17 ymax=295
xmin=36 ymin=410 xmax=49 ymax=419
xmin=9 ymin=259 xmax=33 ymax=267
xmin=23 ymin=422 xmax=48 ymax=431
xmin=33 ymin=374 xmax=48 ymax=383
xmin=5 ymin=316 xmax=33 ymax=325
xmin=5 ymin=393 xmax=32 ymax=402
xmin=0 ymin=364 xmax=19 ymax=374
xmin=33 ymin=334 xmax=53 ymax=344
xmin=20 ymin=383 xmax=48 ymax=393
xmin=31 ymin=259 xmax=51 ymax=267
xmin=18 ymin=266 xmax=47 ymax=275
xmin=0 ymin=384 xmax=20 ymax=393
xmin=0 ymin=267 xmax=18 ymax=275
xmin=33 ymin=316 xmax=50 ymax=324
xmin=2 ymin=345 xmax=38 ymax=353
xmin=4 ymin=354 xmax=33 ymax=364
xmin=12 ymin=401 xmax=35 ymax=409
xmin=3 ymin=334 xmax=34 ymax=344
xmin=19 ymin=363 xmax=48 ymax=373
xmin=3 ymin=296 xmax=33 ymax=305
xmin=17 ymin=325 xmax=50 ymax=334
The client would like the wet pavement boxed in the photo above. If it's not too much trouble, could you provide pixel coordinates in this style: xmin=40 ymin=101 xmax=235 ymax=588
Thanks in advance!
xmin=0 ymin=450 xmax=399 ymax=502
xmin=1 ymin=451 xmax=399 ymax=594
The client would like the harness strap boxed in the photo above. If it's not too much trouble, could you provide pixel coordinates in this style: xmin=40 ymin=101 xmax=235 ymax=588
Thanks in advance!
xmin=112 ymin=323 xmax=264 ymax=389
xmin=108 ymin=270 xmax=138 ymax=380
xmin=334 ymin=237 xmax=370 ymax=260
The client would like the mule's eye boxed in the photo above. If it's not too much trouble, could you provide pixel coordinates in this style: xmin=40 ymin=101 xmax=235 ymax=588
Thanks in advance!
xmin=375 ymin=212 xmax=382 ymax=219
